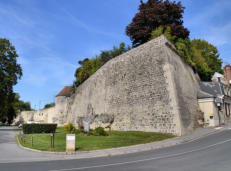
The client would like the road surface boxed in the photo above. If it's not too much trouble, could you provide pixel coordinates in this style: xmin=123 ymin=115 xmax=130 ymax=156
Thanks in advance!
xmin=0 ymin=127 xmax=231 ymax=171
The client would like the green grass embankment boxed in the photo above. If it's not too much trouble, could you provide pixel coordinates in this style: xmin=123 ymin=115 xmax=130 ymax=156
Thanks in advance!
xmin=18 ymin=127 xmax=175 ymax=152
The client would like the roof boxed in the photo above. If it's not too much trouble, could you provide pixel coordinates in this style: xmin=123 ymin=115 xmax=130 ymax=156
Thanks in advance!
xmin=224 ymin=63 xmax=231 ymax=69
xmin=56 ymin=86 xmax=73 ymax=97
xmin=198 ymin=82 xmax=223 ymax=99
xmin=212 ymin=72 xmax=224 ymax=80
xmin=197 ymin=90 xmax=215 ymax=99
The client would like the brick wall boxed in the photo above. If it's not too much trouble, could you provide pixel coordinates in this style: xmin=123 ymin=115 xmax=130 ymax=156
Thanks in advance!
xmin=225 ymin=64 xmax=231 ymax=86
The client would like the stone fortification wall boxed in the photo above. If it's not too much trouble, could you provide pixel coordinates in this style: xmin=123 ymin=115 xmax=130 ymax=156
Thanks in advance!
xmin=14 ymin=107 xmax=55 ymax=124
xmin=15 ymin=36 xmax=200 ymax=136
xmin=14 ymin=111 xmax=34 ymax=125
xmin=58 ymin=35 xmax=200 ymax=136
xmin=163 ymin=43 xmax=200 ymax=135
xmin=54 ymin=96 xmax=69 ymax=124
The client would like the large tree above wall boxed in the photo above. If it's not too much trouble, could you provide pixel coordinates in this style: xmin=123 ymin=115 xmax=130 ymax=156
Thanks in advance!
xmin=126 ymin=0 xmax=190 ymax=47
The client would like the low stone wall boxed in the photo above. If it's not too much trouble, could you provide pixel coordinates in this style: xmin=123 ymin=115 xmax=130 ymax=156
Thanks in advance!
xmin=14 ymin=111 xmax=34 ymax=125
xmin=14 ymin=107 xmax=55 ymax=125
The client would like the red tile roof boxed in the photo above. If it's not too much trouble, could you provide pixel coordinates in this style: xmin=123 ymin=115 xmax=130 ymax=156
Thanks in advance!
xmin=56 ymin=86 xmax=73 ymax=97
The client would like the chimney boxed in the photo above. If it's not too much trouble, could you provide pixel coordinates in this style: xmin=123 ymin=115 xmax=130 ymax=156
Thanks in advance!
xmin=225 ymin=63 xmax=231 ymax=86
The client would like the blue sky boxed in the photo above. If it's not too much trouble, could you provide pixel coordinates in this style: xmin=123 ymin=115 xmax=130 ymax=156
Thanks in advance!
xmin=0 ymin=0 xmax=230 ymax=109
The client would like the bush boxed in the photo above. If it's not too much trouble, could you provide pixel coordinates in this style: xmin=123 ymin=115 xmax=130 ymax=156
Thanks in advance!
xmin=23 ymin=124 xmax=57 ymax=134
xmin=64 ymin=122 xmax=76 ymax=134
xmin=94 ymin=127 xmax=108 ymax=136
xmin=75 ymin=129 xmax=82 ymax=134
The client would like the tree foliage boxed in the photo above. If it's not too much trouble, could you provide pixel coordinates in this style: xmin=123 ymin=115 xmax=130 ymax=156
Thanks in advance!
xmin=0 ymin=38 xmax=22 ymax=123
xmin=64 ymin=122 xmax=76 ymax=134
xmin=44 ymin=102 xmax=55 ymax=109
xmin=126 ymin=0 xmax=189 ymax=47
xmin=13 ymin=94 xmax=32 ymax=112
xmin=190 ymin=39 xmax=223 ymax=80
xmin=151 ymin=26 xmax=223 ymax=81
xmin=74 ymin=42 xmax=131 ymax=87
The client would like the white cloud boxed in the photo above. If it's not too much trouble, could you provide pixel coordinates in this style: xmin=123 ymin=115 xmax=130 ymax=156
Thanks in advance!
xmin=0 ymin=1 xmax=35 ymax=27
xmin=60 ymin=7 xmax=122 ymax=39
xmin=0 ymin=1 xmax=76 ymax=88
xmin=26 ymin=72 xmax=48 ymax=87
xmin=205 ymin=23 xmax=231 ymax=46
xmin=184 ymin=0 xmax=231 ymax=47
xmin=20 ymin=52 xmax=76 ymax=87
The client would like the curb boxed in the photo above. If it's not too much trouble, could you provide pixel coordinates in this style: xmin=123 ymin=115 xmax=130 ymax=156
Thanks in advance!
xmin=16 ymin=127 xmax=226 ymax=158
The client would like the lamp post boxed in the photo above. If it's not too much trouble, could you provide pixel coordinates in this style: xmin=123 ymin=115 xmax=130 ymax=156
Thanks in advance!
xmin=215 ymin=96 xmax=223 ymax=126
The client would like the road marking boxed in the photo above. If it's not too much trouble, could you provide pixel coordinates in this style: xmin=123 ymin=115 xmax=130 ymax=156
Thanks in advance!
xmin=215 ymin=127 xmax=223 ymax=130
xmin=50 ymin=138 xmax=231 ymax=171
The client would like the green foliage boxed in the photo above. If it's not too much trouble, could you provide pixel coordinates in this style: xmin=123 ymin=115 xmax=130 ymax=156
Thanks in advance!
xmin=151 ymin=26 xmax=164 ymax=39
xmin=0 ymin=38 xmax=22 ymax=124
xmin=174 ymin=38 xmax=193 ymax=65
xmin=44 ymin=102 xmax=55 ymax=109
xmin=190 ymin=39 xmax=223 ymax=81
xmin=93 ymin=127 xmax=108 ymax=136
xmin=23 ymin=124 xmax=57 ymax=134
xmin=13 ymin=93 xmax=32 ymax=112
xmin=2 ymin=93 xmax=32 ymax=125
xmin=64 ymin=122 xmax=76 ymax=134
xmin=151 ymin=26 xmax=223 ymax=81
xmin=126 ymin=0 xmax=222 ymax=80
xmin=74 ymin=42 xmax=130 ymax=87
xmin=126 ymin=0 xmax=189 ymax=47
xmin=151 ymin=26 xmax=177 ymax=43
xmin=17 ymin=101 xmax=31 ymax=111
xmin=74 ymin=58 xmax=102 ymax=86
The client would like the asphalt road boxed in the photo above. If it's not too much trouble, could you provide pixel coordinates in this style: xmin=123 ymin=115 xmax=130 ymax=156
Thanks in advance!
xmin=1 ymin=128 xmax=231 ymax=171
xmin=0 ymin=127 xmax=61 ymax=163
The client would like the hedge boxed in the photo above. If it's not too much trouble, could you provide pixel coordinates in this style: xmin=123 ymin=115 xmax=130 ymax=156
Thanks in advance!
xmin=22 ymin=123 xmax=57 ymax=134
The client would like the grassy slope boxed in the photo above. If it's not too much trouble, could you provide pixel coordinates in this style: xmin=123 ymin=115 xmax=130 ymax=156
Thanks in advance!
xmin=18 ymin=127 xmax=175 ymax=152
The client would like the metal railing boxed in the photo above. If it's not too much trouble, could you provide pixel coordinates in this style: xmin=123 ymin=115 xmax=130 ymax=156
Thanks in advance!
xmin=18 ymin=131 xmax=55 ymax=149
xmin=19 ymin=132 xmax=33 ymax=147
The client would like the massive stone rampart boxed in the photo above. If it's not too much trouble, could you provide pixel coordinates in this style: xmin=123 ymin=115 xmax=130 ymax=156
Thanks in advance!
xmin=56 ymin=35 xmax=200 ymax=135
xmin=15 ymin=35 xmax=200 ymax=136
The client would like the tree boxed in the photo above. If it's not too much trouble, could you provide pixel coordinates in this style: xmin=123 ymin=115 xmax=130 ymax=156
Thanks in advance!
xmin=74 ymin=58 xmax=102 ymax=86
xmin=190 ymin=39 xmax=223 ymax=81
xmin=13 ymin=94 xmax=32 ymax=112
xmin=74 ymin=42 xmax=130 ymax=87
xmin=151 ymin=26 xmax=223 ymax=81
xmin=44 ymin=102 xmax=55 ymax=109
xmin=126 ymin=0 xmax=189 ymax=47
xmin=0 ymin=38 xmax=22 ymax=123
